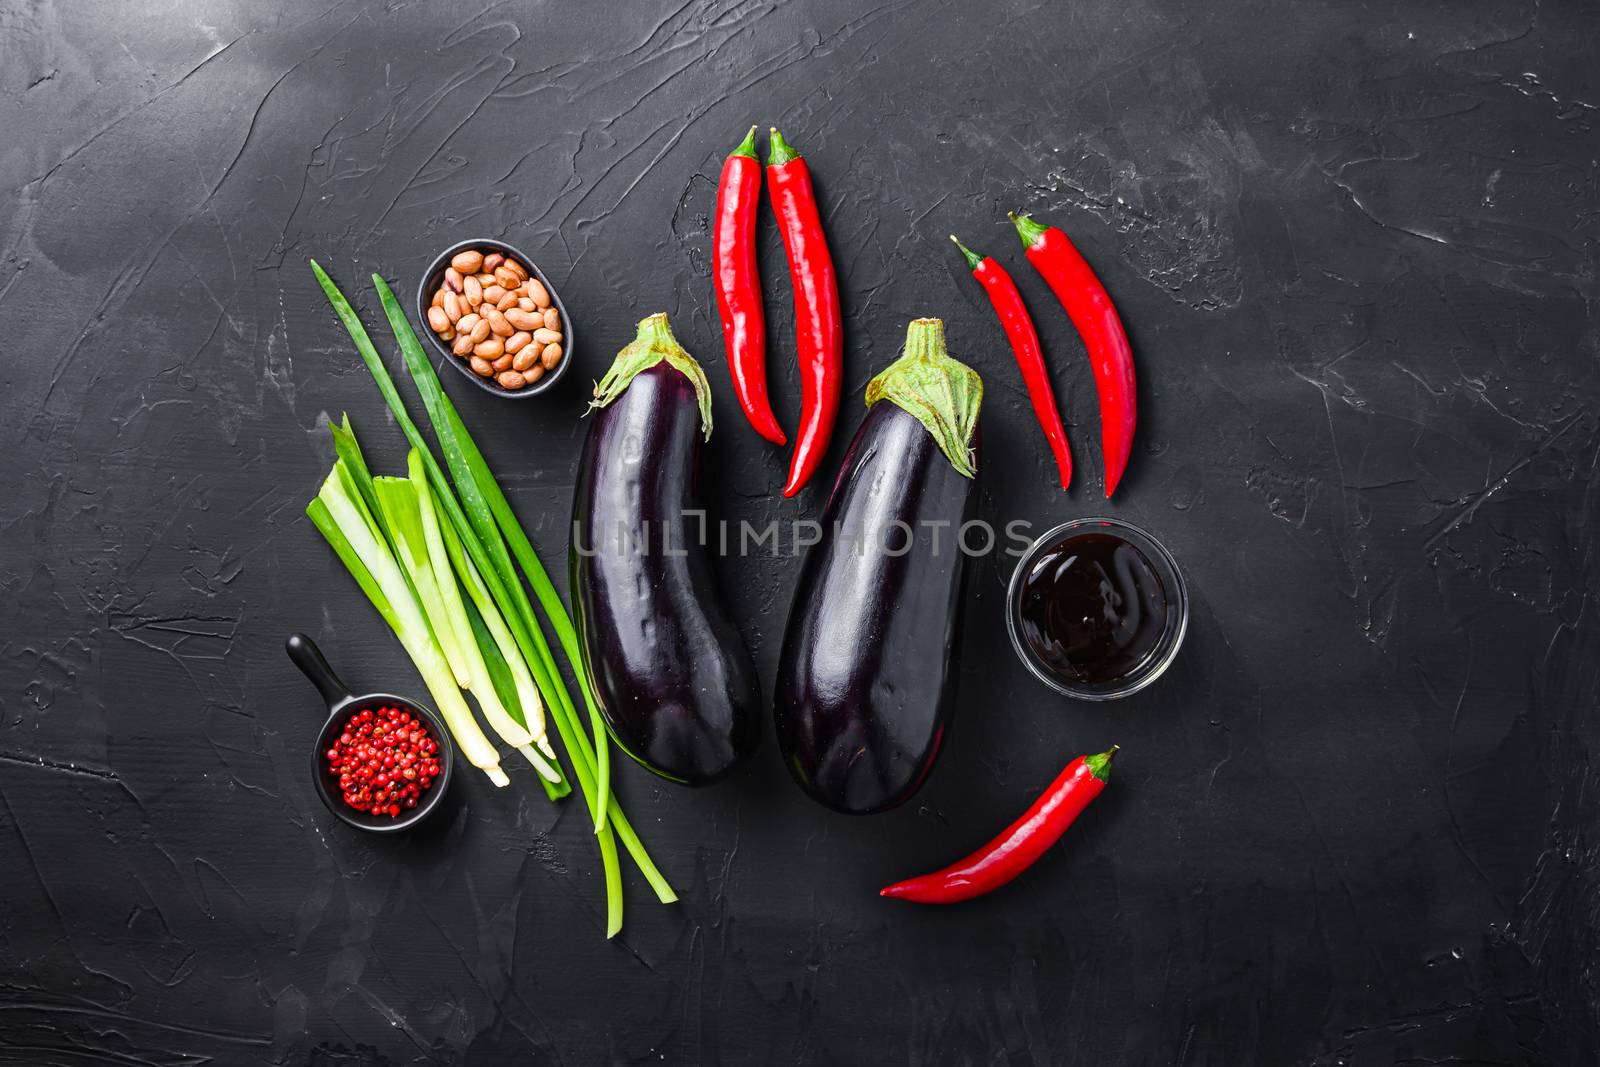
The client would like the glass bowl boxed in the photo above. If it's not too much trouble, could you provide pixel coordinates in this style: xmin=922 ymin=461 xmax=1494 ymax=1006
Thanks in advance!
xmin=1005 ymin=517 xmax=1188 ymax=701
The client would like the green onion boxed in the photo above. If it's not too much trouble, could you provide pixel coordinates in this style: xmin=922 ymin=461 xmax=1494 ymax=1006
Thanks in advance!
xmin=326 ymin=416 xmax=566 ymax=791
xmin=413 ymin=448 xmax=560 ymax=777
xmin=308 ymin=460 xmax=509 ymax=786
xmin=413 ymin=458 xmax=559 ymax=779
xmin=434 ymin=495 xmax=544 ymax=744
xmin=373 ymin=457 xmax=563 ymax=785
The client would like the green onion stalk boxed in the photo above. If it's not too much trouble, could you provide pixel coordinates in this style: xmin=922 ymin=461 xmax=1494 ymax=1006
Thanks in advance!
xmin=307 ymin=461 xmax=509 ymax=786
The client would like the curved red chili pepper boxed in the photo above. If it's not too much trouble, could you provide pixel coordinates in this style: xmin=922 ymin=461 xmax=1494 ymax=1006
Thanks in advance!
xmin=713 ymin=126 xmax=786 ymax=445
xmin=767 ymin=128 xmax=842 ymax=497
xmin=1010 ymin=213 xmax=1136 ymax=498
xmin=879 ymin=746 xmax=1117 ymax=904
xmin=951 ymin=235 xmax=1072 ymax=491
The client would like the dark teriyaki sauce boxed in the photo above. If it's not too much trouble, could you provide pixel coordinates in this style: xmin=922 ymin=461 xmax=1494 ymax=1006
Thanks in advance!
xmin=1017 ymin=532 xmax=1168 ymax=685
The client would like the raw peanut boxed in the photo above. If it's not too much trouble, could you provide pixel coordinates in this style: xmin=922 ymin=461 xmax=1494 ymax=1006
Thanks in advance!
xmin=457 ymin=312 xmax=481 ymax=332
xmin=452 ymin=334 xmax=475 ymax=356
xmin=469 ymin=319 xmax=492 ymax=344
xmin=440 ymin=327 xmax=455 ymax=341
xmin=495 ymin=291 xmax=518 ymax=311
xmin=492 ymin=354 xmax=513 ymax=372
xmin=504 ymin=308 xmax=538 ymax=331
xmin=464 ymin=275 xmax=483 ymax=306
xmin=504 ymin=258 xmax=528 ymax=280
xmin=427 ymin=306 xmax=450 ymax=334
xmin=496 ymin=370 xmax=527 ymax=390
xmin=444 ymin=267 xmax=464 ymax=293
xmin=474 ymin=337 xmax=504 ymax=359
xmin=451 ymin=250 xmax=484 ymax=273
xmin=483 ymin=252 xmax=505 ymax=272
xmin=524 ymin=278 xmax=550 ymax=307
xmin=470 ymin=356 xmax=494 ymax=377
xmin=525 ymin=364 xmax=545 ymax=383
xmin=542 ymin=308 xmax=560 ymax=331
xmin=540 ymin=342 xmax=562 ymax=370
xmin=493 ymin=266 xmax=521 ymax=289
xmin=512 ymin=350 xmax=538 ymax=372
xmin=506 ymin=331 xmax=532 ymax=354
xmin=486 ymin=308 xmax=513 ymax=337
xmin=532 ymin=326 xmax=562 ymax=345
xmin=431 ymin=289 xmax=445 ymax=308
xmin=443 ymin=292 xmax=462 ymax=322
xmin=483 ymin=285 xmax=506 ymax=304
xmin=517 ymin=297 xmax=535 ymax=311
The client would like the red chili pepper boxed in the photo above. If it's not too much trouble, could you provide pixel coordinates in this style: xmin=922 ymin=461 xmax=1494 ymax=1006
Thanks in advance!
xmin=951 ymin=234 xmax=1072 ymax=491
xmin=1009 ymin=213 xmax=1136 ymax=498
xmin=713 ymin=126 xmax=786 ymax=445
xmin=767 ymin=128 xmax=842 ymax=497
xmin=879 ymin=745 xmax=1117 ymax=904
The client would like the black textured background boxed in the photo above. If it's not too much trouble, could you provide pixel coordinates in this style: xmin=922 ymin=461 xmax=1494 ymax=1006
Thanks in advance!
xmin=3 ymin=1 xmax=1598 ymax=1063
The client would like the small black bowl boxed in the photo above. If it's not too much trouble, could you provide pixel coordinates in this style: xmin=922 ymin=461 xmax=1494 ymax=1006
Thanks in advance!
xmin=415 ymin=237 xmax=574 ymax=400
xmin=286 ymin=633 xmax=455 ymax=833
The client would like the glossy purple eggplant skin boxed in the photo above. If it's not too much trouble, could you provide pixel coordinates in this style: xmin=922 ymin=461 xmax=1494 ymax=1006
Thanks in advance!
xmin=571 ymin=364 xmax=761 ymax=785
xmin=774 ymin=403 xmax=980 ymax=814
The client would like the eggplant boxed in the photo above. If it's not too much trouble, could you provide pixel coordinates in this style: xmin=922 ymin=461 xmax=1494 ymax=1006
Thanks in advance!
xmin=775 ymin=318 xmax=983 ymax=814
xmin=571 ymin=314 xmax=761 ymax=785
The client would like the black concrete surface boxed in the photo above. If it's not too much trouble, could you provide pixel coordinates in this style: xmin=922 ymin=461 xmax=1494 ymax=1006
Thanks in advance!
xmin=3 ymin=0 xmax=1598 ymax=1062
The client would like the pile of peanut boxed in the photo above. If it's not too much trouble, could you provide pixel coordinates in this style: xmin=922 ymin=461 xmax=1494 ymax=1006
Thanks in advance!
xmin=426 ymin=248 xmax=565 ymax=391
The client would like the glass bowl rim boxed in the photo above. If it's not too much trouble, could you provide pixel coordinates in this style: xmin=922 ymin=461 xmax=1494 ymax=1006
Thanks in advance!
xmin=1004 ymin=516 xmax=1189 ymax=701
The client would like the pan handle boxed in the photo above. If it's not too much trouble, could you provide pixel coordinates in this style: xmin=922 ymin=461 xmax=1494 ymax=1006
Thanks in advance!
xmin=286 ymin=633 xmax=355 ymax=710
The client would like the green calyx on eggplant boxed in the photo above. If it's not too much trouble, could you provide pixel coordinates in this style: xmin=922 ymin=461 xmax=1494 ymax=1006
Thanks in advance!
xmin=571 ymin=313 xmax=761 ymax=785
xmin=774 ymin=317 xmax=983 ymax=814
